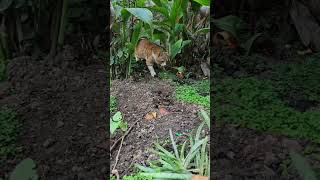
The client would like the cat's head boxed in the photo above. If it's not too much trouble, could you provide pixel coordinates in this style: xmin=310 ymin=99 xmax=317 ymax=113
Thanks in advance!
xmin=157 ymin=52 xmax=169 ymax=67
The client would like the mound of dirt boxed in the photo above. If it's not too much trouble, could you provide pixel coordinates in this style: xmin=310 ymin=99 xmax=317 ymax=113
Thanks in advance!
xmin=0 ymin=55 xmax=108 ymax=179
xmin=212 ymin=124 xmax=320 ymax=180
xmin=110 ymin=79 xmax=206 ymax=176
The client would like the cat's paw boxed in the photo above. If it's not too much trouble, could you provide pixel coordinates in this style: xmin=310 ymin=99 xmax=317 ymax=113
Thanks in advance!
xmin=151 ymin=72 xmax=156 ymax=77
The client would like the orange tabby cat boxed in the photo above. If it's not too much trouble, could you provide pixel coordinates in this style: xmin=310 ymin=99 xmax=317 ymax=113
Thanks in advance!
xmin=135 ymin=37 xmax=169 ymax=77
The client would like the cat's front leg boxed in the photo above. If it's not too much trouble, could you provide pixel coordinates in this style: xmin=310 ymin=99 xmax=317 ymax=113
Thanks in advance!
xmin=147 ymin=65 xmax=156 ymax=77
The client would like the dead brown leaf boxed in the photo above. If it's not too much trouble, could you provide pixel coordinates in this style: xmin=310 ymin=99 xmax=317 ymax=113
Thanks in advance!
xmin=159 ymin=107 xmax=170 ymax=116
xmin=145 ymin=112 xmax=157 ymax=121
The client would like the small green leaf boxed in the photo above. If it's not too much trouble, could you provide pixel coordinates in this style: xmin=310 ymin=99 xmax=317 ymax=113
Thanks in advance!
xmin=195 ymin=28 xmax=210 ymax=35
xmin=110 ymin=111 xmax=123 ymax=135
xmin=119 ymin=121 xmax=128 ymax=132
xmin=170 ymin=39 xmax=183 ymax=59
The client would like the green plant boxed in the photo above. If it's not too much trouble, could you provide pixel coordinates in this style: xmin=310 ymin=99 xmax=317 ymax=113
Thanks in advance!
xmin=110 ymin=111 xmax=128 ymax=135
xmin=175 ymin=80 xmax=210 ymax=108
xmin=136 ymin=121 xmax=209 ymax=179
xmin=9 ymin=158 xmax=38 ymax=180
xmin=110 ymin=95 xmax=117 ymax=112
xmin=289 ymin=151 xmax=318 ymax=180
xmin=214 ymin=77 xmax=320 ymax=143
xmin=0 ymin=31 xmax=9 ymax=81
xmin=0 ymin=109 xmax=21 ymax=157
xmin=272 ymin=56 xmax=320 ymax=102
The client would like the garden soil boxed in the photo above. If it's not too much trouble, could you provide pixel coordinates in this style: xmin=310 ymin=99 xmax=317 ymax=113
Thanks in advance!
xmin=0 ymin=55 xmax=108 ymax=179
xmin=110 ymin=79 xmax=205 ymax=176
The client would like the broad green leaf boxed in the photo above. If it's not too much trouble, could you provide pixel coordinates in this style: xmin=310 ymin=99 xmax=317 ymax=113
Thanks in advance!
xmin=0 ymin=0 xmax=13 ymax=11
xmin=212 ymin=15 xmax=244 ymax=39
xmin=290 ymin=151 xmax=317 ymax=180
xmin=10 ymin=158 xmax=38 ymax=180
xmin=170 ymin=39 xmax=182 ymax=59
xmin=149 ymin=7 xmax=169 ymax=19
xmin=242 ymin=33 xmax=262 ymax=56
xmin=131 ymin=22 xmax=143 ymax=47
xmin=125 ymin=8 xmax=153 ymax=25
xmin=113 ymin=3 xmax=123 ymax=19
xmin=192 ymin=0 xmax=210 ymax=6
xmin=181 ymin=40 xmax=191 ymax=50
xmin=120 ymin=8 xmax=131 ymax=23
xmin=110 ymin=111 xmax=122 ymax=134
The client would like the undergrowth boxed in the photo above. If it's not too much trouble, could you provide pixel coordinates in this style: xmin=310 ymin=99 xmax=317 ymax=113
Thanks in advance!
xmin=175 ymin=80 xmax=210 ymax=108
xmin=214 ymin=77 xmax=320 ymax=143
xmin=272 ymin=55 xmax=320 ymax=102
xmin=0 ymin=109 xmax=21 ymax=158
xmin=110 ymin=95 xmax=117 ymax=113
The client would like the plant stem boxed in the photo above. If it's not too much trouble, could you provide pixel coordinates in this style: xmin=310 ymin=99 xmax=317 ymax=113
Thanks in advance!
xmin=58 ymin=0 xmax=68 ymax=47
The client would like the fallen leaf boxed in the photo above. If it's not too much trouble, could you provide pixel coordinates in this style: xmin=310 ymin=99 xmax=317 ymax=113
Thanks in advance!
xmin=159 ymin=107 xmax=170 ymax=116
xmin=145 ymin=112 xmax=157 ymax=120
xmin=191 ymin=175 xmax=209 ymax=180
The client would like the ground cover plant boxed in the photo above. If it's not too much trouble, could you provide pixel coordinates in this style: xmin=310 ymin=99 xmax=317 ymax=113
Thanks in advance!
xmin=175 ymin=80 xmax=210 ymax=109
xmin=0 ymin=109 xmax=21 ymax=158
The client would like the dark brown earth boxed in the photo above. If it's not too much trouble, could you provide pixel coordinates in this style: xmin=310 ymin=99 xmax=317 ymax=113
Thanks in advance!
xmin=212 ymin=123 xmax=320 ymax=180
xmin=0 ymin=54 xmax=108 ymax=179
xmin=110 ymin=79 xmax=207 ymax=176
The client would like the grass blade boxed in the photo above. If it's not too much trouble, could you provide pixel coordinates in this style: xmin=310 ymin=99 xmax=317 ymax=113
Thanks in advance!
xmin=169 ymin=129 xmax=180 ymax=159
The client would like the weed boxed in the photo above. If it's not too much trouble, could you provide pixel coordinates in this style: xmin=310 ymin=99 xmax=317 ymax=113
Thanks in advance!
xmin=175 ymin=80 xmax=210 ymax=108
xmin=110 ymin=95 xmax=117 ymax=113
xmin=214 ymin=77 xmax=320 ymax=143
xmin=0 ymin=109 xmax=21 ymax=158
xmin=272 ymin=57 xmax=320 ymax=102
